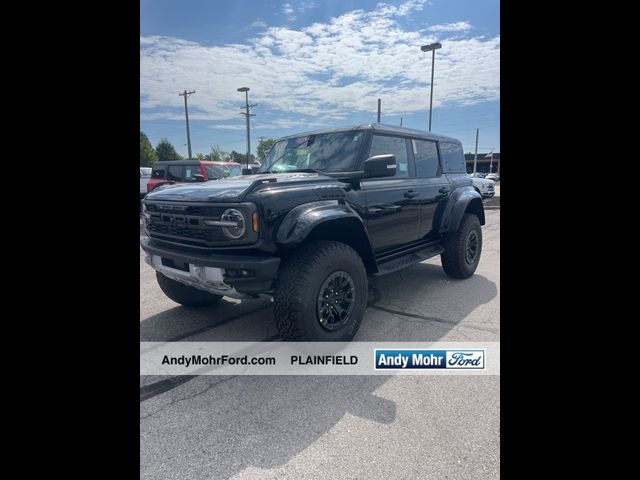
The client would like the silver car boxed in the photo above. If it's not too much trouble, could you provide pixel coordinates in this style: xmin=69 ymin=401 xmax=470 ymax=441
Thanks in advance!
xmin=469 ymin=175 xmax=495 ymax=198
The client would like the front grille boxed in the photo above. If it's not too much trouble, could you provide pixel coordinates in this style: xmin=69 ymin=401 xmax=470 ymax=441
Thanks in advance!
xmin=146 ymin=222 xmax=227 ymax=244
xmin=145 ymin=202 xmax=234 ymax=247
xmin=145 ymin=204 xmax=224 ymax=217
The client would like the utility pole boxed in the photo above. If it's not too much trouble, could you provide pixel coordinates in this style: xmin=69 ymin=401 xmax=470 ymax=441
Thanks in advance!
xmin=178 ymin=89 xmax=196 ymax=159
xmin=377 ymin=98 xmax=381 ymax=123
xmin=473 ymin=128 xmax=479 ymax=174
xmin=400 ymin=117 xmax=403 ymax=127
xmin=237 ymin=87 xmax=256 ymax=169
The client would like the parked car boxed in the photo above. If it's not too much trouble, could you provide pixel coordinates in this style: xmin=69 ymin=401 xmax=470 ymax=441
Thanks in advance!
xmin=469 ymin=175 xmax=495 ymax=199
xmin=141 ymin=124 xmax=486 ymax=341
xmin=485 ymin=173 xmax=500 ymax=182
xmin=147 ymin=160 xmax=242 ymax=193
xmin=140 ymin=167 xmax=152 ymax=200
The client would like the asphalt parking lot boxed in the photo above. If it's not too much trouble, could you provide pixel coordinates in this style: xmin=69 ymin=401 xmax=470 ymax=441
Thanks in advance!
xmin=140 ymin=209 xmax=500 ymax=479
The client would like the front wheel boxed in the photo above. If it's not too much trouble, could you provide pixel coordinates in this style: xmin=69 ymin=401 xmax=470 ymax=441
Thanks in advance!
xmin=441 ymin=213 xmax=482 ymax=279
xmin=274 ymin=241 xmax=368 ymax=341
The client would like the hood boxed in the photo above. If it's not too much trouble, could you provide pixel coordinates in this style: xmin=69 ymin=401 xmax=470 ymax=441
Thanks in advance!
xmin=145 ymin=172 xmax=335 ymax=202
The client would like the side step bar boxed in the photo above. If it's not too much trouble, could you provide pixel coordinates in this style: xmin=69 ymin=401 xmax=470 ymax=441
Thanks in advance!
xmin=375 ymin=243 xmax=444 ymax=276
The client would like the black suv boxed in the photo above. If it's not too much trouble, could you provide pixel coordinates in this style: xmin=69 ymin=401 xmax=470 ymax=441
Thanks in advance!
xmin=141 ymin=124 xmax=485 ymax=341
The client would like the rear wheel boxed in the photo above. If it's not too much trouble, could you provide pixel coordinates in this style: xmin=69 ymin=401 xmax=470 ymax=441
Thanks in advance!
xmin=441 ymin=213 xmax=482 ymax=279
xmin=274 ymin=241 xmax=368 ymax=341
xmin=156 ymin=272 xmax=223 ymax=307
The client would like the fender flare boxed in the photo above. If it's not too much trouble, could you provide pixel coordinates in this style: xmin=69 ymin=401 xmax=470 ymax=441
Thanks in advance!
xmin=438 ymin=186 xmax=485 ymax=233
xmin=276 ymin=200 xmax=368 ymax=246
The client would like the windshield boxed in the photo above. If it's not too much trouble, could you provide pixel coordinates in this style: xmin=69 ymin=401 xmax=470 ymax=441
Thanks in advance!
xmin=205 ymin=164 xmax=242 ymax=179
xmin=259 ymin=131 xmax=364 ymax=173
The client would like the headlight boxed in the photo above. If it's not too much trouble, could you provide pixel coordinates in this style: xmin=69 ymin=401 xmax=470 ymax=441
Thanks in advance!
xmin=142 ymin=203 xmax=150 ymax=222
xmin=220 ymin=208 xmax=246 ymax=239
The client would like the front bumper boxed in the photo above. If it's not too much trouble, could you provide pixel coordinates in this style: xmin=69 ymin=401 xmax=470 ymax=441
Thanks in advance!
xmin=481 ymin=191 xmax=495 ymax=199
xmin=140 ymin=237 xmax=281 ymax=299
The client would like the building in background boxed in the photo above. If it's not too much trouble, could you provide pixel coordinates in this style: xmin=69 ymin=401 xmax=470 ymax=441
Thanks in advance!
xmin=464 ymin=152 xmax=500 ymax=175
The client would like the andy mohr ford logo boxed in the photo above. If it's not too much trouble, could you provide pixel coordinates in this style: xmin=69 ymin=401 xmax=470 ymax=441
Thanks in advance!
xmin=374 ymin=349 xmax=485 ymax=369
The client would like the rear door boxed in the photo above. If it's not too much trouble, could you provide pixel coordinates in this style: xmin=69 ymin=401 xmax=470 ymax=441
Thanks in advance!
xmin=410 ymin=138 xmax=451 ymax=240
xmin=148 ymin=164 xmax=168 ymax=192
xmin=362 ymin=134 xmax=421 ymax=252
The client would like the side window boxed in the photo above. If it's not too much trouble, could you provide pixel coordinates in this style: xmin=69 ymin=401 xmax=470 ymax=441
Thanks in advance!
xmin=412 ymin=139 xmax=440 ymax=178
xmin=184 ymin=166 xmax=200 ymax=181
xmin=369 ymin=135 xmax=409 ymax=177
xmin=151 ymin=167 xmax=165 ymax=179
xmin=439 ymin=141 xmax=466 ymax=173
xmin=167 ymin=165 xmax=184 ymax=181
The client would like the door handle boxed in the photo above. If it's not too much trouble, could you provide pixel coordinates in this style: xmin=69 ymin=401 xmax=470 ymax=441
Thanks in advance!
xmin=438 ymin=187 xmax=450 ymax=194
xmin=404 ymin=190 xmax=419 ymax=198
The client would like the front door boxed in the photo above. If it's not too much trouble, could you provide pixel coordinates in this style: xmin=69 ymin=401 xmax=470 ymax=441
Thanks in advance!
xmin=362 ymin=134 xmax=421 ymax=253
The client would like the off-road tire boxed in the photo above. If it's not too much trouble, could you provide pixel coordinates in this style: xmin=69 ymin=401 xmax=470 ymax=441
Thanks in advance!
xmin=274 ymin=241 xmax=368 ymax=341
xmin=156 ymin=272 xmax=223 ymax=307
xmin=441 ymin=213 xmax=482 ymax=279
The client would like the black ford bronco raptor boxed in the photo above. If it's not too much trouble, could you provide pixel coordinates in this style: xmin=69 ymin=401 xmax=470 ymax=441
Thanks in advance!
xmin=141 ymin=124 xmax=485 ymax=341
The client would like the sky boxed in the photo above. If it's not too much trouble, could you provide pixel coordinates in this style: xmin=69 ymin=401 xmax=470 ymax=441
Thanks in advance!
xmin=140 ymin=0 xmax=499 ymax=158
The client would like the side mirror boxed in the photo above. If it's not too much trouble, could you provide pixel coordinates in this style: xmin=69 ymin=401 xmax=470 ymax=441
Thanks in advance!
xmin=192 ymin=174 xmax=206 ymax=182
xmin=363 ymin=154 xmax=396 ymax=178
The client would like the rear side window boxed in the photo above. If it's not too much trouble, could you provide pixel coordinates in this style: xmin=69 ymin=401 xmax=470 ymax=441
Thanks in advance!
xmin=167 ymin=165 xmax=184 ymax=181
xmin=369 ymin=135 xmax=409 ymax=177
xmin=151 ymin=166 xmax=165 ymax=178
xmin=439 ymin=142 xmax=466 ymax=173
xmin=412 ymin=139 xmax=440 ymax=178
xmin=184 ymin=165 xmax=201 ymax=181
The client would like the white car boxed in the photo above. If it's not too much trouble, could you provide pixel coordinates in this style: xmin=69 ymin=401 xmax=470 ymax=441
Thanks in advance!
xmin=485 ymin=173 xmax=499 ymax=182
xmin=469 ymin=175 xmax=495 ymax=199
xmin=140 ymin=167 xmax=152 ymax=199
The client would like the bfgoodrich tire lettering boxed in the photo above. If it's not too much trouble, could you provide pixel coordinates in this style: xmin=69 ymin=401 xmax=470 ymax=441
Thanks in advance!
xmin=156 ymin=272 xmax=223 ymax=307
xmin=441 ymin=213 xmax=482 ymax=279
xmin=274 ymin=241 xmax=368 ymax=341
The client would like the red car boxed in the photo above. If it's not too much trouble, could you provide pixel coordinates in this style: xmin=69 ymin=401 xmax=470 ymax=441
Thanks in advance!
xmin=147 ymin=160 xmax=243 ymax=193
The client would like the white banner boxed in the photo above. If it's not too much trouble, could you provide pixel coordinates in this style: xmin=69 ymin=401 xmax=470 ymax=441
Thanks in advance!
xmin=140 ymin=342 xmax=500 ymax=375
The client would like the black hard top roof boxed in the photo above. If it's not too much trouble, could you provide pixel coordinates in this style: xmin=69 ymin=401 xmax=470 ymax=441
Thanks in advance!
xmin=278 ymin=123 xmax=460 ymax=143
xmin=152 ymin=160 xmax=201 ymax=166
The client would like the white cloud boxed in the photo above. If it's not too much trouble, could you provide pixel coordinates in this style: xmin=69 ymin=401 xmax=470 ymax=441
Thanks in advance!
xmin=282 ymin=3 xmax=296 ymax=21
xmin=209 ymin=124 xmax=245 ymax=131
xmin=250 ymin=19 xmax=267 ymax=29
xmin=282 ymin=1 xmax=320 ymax=21
xmin=140 ymin=1 xmax=499 ymax=124
xmin=427 ymin=21 xmax=472 ymax=32
xmin=298 ymin=2 xmax=320 ymax=13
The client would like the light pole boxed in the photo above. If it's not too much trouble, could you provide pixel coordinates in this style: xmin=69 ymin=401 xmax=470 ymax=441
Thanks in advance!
xmin=420 ymin=42 xmax=442 ymax=132
xmin=237 ymin=87 xmax=256 ymax=170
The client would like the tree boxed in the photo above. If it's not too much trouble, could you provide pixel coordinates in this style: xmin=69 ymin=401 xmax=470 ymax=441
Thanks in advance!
xmin=229 ymin=151 xmax=257 ymax=165
xmin=229 ymin=150 xmax=245 ymax=164
xmin=256 ymin=138 xmax=276 ymax=161
xmin=206 ymin=144 xmax=229 ymax=162
xmin=140 ymin=132 xmax=158 ymax=167
xmin=195 ymin=153 xmax=205 ymax=161
xmin=155 ymin=138 xmax=183 ymax=162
